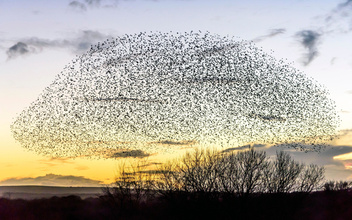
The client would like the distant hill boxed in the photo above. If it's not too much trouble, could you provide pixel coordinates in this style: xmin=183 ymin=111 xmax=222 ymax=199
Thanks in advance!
xmin=0 ymin=185 xmax=103 ymax=199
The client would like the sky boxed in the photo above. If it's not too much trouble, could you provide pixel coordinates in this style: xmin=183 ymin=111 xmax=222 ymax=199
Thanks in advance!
xmin=1 ymin=0 xmax=352 ymax=186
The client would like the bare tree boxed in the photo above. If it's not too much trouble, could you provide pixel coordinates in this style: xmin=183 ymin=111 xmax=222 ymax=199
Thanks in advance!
xmin=177 ymin=148 xmax=221 ymax=195
xmin=267 ymin=151 xmax=303 ymax=193
xmin=154 ymin=161 xmax=184 ymax=200
xmin=103 ymin=159 xmax=156 ymax=210
xmin=218 ymin=148 xmax=269 ymax=196
xmin=324 ymin=181 xmax=352 ymax=191
xmin=299 ymin=164 xmax=325 ymax=193
xmin=105 ymin=147 xmax=327 ymax=208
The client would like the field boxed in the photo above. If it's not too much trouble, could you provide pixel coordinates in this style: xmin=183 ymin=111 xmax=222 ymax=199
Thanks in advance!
xmin=1 ymin=186 xmax=352 ymax=220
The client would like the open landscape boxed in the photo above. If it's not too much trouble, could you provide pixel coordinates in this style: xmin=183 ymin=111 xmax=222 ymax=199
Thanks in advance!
xmin=2 ymin=185 xmax=352 ymax=219
xmin=2 ymin=1 xmax=352 ymax=219
xmin=0 ymin=186 xmax=103 ymax=200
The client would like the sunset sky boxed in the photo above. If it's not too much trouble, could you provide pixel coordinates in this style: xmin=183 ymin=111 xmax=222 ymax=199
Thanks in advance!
xmin=1 ymin=0 xmax=352 ymax=186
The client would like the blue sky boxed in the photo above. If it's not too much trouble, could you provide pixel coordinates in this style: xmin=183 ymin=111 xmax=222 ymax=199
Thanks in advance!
xmin=1 ymin=0 xmax=352 ymax=185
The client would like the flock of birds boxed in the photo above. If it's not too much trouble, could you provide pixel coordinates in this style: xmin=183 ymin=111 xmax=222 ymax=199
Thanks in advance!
xmin=11 ymin=31 xmax=339 ymax=158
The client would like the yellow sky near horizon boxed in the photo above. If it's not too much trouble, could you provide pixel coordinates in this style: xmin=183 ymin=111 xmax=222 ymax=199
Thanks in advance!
xmin=0 ymin=127 xmax=194 ymax=185
xmin=1 ymin=129 xmax=352 ymax=186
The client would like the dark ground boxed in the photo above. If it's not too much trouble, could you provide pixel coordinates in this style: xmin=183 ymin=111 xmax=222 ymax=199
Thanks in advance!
xmin=1 ymin=190 xmax=352 ymax=220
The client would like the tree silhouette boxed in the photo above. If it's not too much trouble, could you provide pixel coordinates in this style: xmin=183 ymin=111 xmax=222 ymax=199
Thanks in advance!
xmin=218 ymin=148 xmax=269 ymax=196
xmin=299 ymin=164 xmax=325 ymax=193
xmin=106 ymin=147 xmax=326 ymax=205
xmin=266 ymin=151 xmax=303 ymax=193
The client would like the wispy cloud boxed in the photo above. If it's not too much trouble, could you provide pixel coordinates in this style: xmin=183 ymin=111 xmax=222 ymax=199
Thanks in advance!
xmin=89 ymin=96 xmax=163 ymax=103
xmin=263 ymin=143 xmax=352 ymax=180
xmin=6 ymin=30 xmax=112 ymax=59
xmin=295 ymin=30 xmax=321 ymax=66
xmin=0 ymin=174 xmax=103 ymax=186
xmin=39 ymin=157 xmax=75 ymax=168
xmin=6 ymin=42 xmax=34 ymax=59
xmin=290 ymin=1 xmax=352 ymax=65
xmin=68 ymin=0 xmax=193 ymax=11
xmin=338 ymin=0 xmax=352 ymax=8
xmin=220 ymin=138 xmax=352 ymax=180
xmin=322 ymin=0 xmax=352 ymax=34
xmin=109 ymin=150 xmax=151 ymax=158
xmin=222 ymin=144 xmax=267 ymax=153
xmin=252 ymin=28 xmax=286 ymax=43
xmin=150 ymin=140 xmax=196 ymax=146
xmin=68 ymin=0 xmax=118 ymax=11
xmin=69 ymin=1 xmax=87 ymax=11
xmin=329 ymin=129 xmax=352 ymax=147
xmin=327 ymin=0 xmax=352 ymax=22
xmin=248 ymin=112 xmax=286 ymax=122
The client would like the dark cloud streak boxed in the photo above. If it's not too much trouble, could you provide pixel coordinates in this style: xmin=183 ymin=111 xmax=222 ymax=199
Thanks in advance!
xmin=222 ymin=144 xmax=267 ymax=153
xmin=324 ymin=0 xmax=352 ymax=33
xmin=6 ymin=30 xmax=112 ymax=59
xmin=252 ymin=28 xmax=286 ymax=43
xmin=295 ymin=30 xmax=321 ymax=66
xmin=69 ymin=1 xmax=87 ymax=11
xmin=337 ymin=0 xmax=352 ymax=11
xmin=150 ymin=140 xmax=196 ymax=146
xmin=6 ymin=42 xmax=31 ymax=59
xmin=68 ymin=0 xmax=117 ymax=11
xmin=110 ymin=150 xmax=150 ymax=158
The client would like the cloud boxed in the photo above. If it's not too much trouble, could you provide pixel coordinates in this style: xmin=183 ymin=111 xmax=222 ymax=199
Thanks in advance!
xmin=151 ymin=140 xmax=196 ymax=146
xmin=295 ymin=30 xmax=321 ymax=66
xmin=135 ymin=162 xmax=162 ymax=168
xmin=6 ymin=30 xmax=112 ymax=59
xmin=85 ymin=0 xmax=103 ymax=6
xmin=110 ymin=150 xmax=151 ymax=158
xmin=290 ymin=0 xmax=352 ymax=64
xmin=69 ymin=1 xmax=87 ymax=11
xmin=0 ymin=174 xmax=103 ymax=186
xmin=89 ymin=96 xmax=163 ymax=103
xmin=338 ymin=0 xmax=352 ymax=8
xmin=347 ymin=90 xmax=352 ymax=94
xmin=253 ymin=142 xmax=352 ymax=180
xmin=39 ymin=157 xmax=75 ymax=167
xmin=248 ymin=112 xmax=286 ymax=122
xmin=222 ymin=144 xmax=267 ymax=153
xmin=218 ymin=142 xmax=352 ymax=180
xmin=330 ymin=129 xmax=352 ymax=146
xmin=6 ymin=42 xmax=34 ymax=59
xmin=252 ymin=28 xmax=286 ymax=43
xmin=330 ymin=57 xmax=337 ymax=65
xmin=330 ymin=0 xmax=352 ymax=19
xmin=223 ymin=142 xmax=352 ymax=180
xmin=68 ymin=0 xmax=118 ymax=11
xmin=136 ymin=170 xmax=169 ymax=175
xmin=324 ymin=0 xmax=352 ymax=33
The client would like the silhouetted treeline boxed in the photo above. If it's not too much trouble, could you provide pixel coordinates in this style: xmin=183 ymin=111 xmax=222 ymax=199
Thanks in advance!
xmin=97 ymin=148 xmax=348 ymax=219
xmin=105 ymin=148 xmax=325 ymax=202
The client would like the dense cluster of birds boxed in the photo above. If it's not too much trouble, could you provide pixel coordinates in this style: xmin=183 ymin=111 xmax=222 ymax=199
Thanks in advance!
xmin=11 ymin=31 xmax=339 ymax=158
